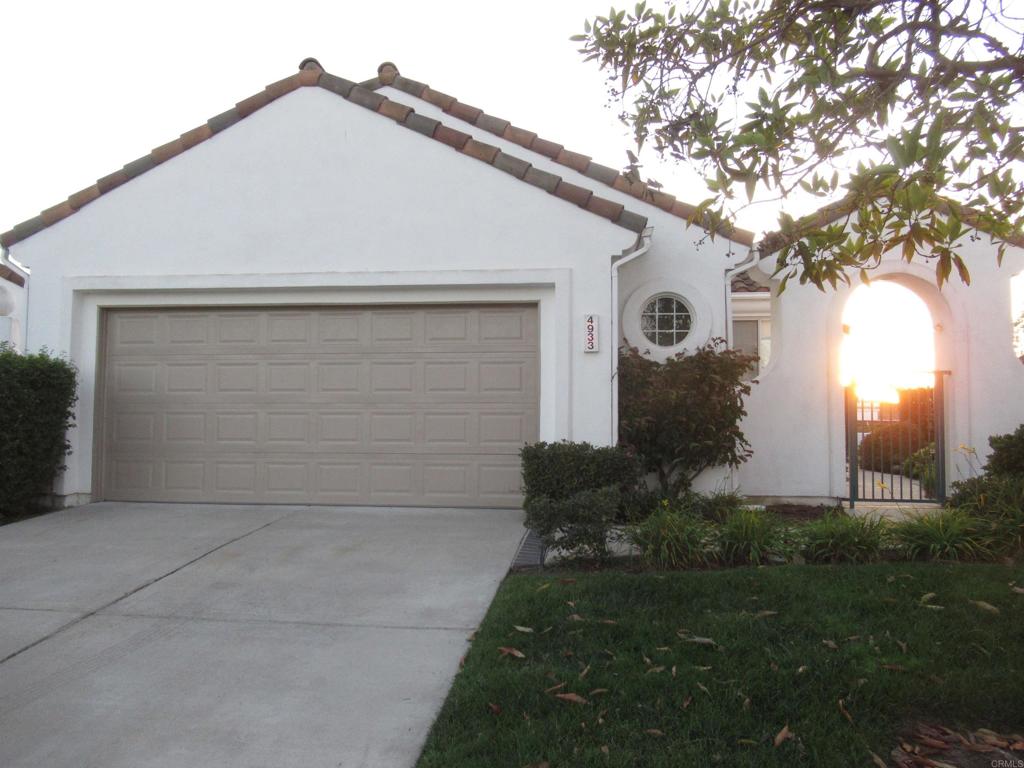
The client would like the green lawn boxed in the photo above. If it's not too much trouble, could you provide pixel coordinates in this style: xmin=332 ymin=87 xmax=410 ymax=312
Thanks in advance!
xmin=417 ymin=563 xmax=1024 ymax=767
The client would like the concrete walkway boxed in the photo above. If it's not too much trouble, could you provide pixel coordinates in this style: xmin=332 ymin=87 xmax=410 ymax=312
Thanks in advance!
xmin=0 ymin=502 xmax=524 ymax=768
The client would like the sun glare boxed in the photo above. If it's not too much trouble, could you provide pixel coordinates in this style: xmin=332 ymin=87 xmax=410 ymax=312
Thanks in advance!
xmin=840 ymin=281 xmax=935 ymax=403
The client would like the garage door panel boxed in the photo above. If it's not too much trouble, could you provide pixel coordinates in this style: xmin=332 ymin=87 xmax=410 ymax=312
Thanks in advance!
xmin=101 ymin=305 xmax=537 ymax=507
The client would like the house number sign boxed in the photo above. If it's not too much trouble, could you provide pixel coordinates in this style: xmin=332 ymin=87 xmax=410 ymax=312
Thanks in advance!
xmin=583 ymin=314 xmax=599 ymax=353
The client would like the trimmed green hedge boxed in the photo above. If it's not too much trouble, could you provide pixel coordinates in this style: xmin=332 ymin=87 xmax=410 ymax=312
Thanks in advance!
xmin=0 ymin=346 xmax=77 ymax=516
xmin=520 ymin=441 xmax=642 ymax=502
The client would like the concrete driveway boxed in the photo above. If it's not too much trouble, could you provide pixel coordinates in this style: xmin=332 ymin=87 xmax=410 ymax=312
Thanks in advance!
xmin=0 ymin=502 xmax=524 ymax=768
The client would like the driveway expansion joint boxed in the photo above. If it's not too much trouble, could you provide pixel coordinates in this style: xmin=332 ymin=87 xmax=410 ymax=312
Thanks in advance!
xmin=0 ymin=508 xmax=299 ymax=666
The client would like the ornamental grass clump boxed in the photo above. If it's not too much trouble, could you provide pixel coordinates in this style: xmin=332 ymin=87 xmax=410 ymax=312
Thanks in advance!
xmin=801 ymin=510 xmax=887 ymax=564
xmin=718 ymin=507 xmax=780 ymax=565
xmin=627 ymin=501 xmax=717 ymax=570
xmin=890 ymin=509 xmax=991 ymax=562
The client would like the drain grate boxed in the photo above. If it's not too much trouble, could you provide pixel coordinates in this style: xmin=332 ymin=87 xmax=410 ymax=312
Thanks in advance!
xmin=511 ymin=528 xmax=546 ymax=569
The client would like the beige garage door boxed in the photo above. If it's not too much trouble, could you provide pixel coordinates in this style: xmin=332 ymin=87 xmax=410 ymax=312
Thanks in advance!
xmin=98 ymin=305 xmax=538 ymax=507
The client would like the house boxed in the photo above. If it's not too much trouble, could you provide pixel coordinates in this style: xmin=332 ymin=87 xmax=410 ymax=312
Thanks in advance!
xmin=732 ymin=200 xmax=1024 ymax=502
xmin=3 ymin=58 xmax=1020 ymax=510
xmin=0 ymin=59 xmax=753 ymax=510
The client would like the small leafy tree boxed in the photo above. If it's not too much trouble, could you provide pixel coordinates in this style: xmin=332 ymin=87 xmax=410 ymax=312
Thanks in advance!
xmin=577 ymin=0 xmax=1024 ymax=289
xmin=619 ymin=340 xmax=756 ymax=498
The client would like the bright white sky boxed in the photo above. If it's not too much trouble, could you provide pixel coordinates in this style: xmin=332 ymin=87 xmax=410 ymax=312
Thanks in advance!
xmin=0 ymin=0 xmax=786 ymax=239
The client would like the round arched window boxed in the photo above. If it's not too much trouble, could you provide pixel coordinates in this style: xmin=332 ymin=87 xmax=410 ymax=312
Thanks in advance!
xmin=641 ymin=294 xmax=692 ymax=347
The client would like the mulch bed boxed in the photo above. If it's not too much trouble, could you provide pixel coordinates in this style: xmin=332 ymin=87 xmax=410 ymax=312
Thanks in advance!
xmin=890 ymin=723 xmax=1024 ymax=767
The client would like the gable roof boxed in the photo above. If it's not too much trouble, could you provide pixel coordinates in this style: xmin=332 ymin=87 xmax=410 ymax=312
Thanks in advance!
xmin=0 ymin=58 xmax=656 ymax=257
xmin=365 ymin=63 xmax=755 ymax=248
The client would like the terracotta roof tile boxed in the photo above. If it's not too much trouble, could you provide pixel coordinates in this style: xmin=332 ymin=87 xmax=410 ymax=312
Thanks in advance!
xmin=586 ymin=195 xmax=625 ymax=223
xmin=462 ymin=138 xmax=500 ymax=164
xmin=151 ymin=138 xmax=185 ymax=164
xmin=0 ymin=58 xmax=650 ymax=252
xmin=403 ymin=112 xmax=441 ymax=137
xmin=122 ymin=155 xmax=157 ymax=181
xmin=554 ymin=180 xmax=593 ymax=208
xmin=583 ymin=162 xmax=620 ymax=186
xmin=556 ymin=148 xmax=591 ymax=174
xmin=207 ymin=108 xmax=242 ymax=134
xmin=447 ymin=101 xmax=482 ymax=123
xmin=390 ymin=75 xmax=428 ymax=97
xmin=264 ymin=73 xmax=303 ymax=99
xmin=180 ymin=124 xmax=212 ymax=149
xmin=434 ymin=124 xmax=471 ymax=150
xmin=319 ymin=72 xmax=356 ymax=98
xmin=421 ymin=87 xmax=455 ymax=111
xmin=67 ymin=185 xmax=100 ymax=210
xmin=0 ymin=264 xmax=25 ymax=287
xmin=503 ymin=125 xmax=537 ymax=149
xmin=40 ymin=201 xmax=74 ymax=227
xmin=616 ymin=209 xmax=648 ymax=233
xmin=530 ymin=137 xmax=563 ymax=160
xmin=524 ymin=166 xmax=560 ymax=194
xmin=96 ymin=169 xmax=129 ymax=194
xmin=347 ymin=86 xmax=386 ymax=111
xmin=377 ymin=99 xmax=412 ymax=122
xmin=476 ymin=113 xmax=510 ymax=136
xmin=493 ymin=152 xmax=531 ymax=179
xmin=731 ymin=271 xmax=770 ymax=292
xmin=235 ymin=90 xmax=272 ymax=118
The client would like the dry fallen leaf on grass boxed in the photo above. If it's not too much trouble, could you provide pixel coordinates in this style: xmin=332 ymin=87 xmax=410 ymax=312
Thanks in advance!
xmin=487 ymin=703 xmax=502 ymax=715
xmin=754 ymin=610 xmax=778 ymax=619
xmin=544 ymin=682 xmax=565 ymax=694
xmin=589 ymin=688 xmax=609 ymax=696
xmin=600 ymin=745 xmax=609 ymax=755
xmin=554 ymin=692 xmax=589 ymax=705
xmin=682 ymin=696 xmax=693 ymax=709
xmin=599 ymin=619 xmax=618 ymax=625
xmin=969 ymin=600 xmax=1000 ymax=614
xmin=869 ymin=750 xmax=887 ymax=767
xmin=882 ymin=664 xmax=907 ymax=672
xmin=697 ymin=682 xmax=710 ymax=695
xmin=558 ymin=578 xmax=577 ymax=585
xmin=579 ymin=664 xmax=591 ymax=680
xmin=796 ymin=665 xmax=809 ymax=675
xmin=644 ymin=729 xmax=665 ymax=737
xmin=535 ymin=583 xmax=551 ymax=592
xmin=896 ymin=640 xmax=908 ymax=653
xmin=1011 ymin=585 xmax=1024 ymax=595
xmin=498 ymin=646 xmax=526 ymax=659
xmin=514 ymin=625 xmax=534 ymax=634
xmin=823 ymin=640 xmax=839 ymax=650
xmin=838 ymin=698 xmax=854 ymax=723
xmin=920 ymin=592 xmax=937 ymax=603
xmin=646 ymin=666 xmax=666 ymax=675
xmin=568 ymin=613 xmax=586 ymax=622
xmin=774 ymin=724 xmax=792 ymax=747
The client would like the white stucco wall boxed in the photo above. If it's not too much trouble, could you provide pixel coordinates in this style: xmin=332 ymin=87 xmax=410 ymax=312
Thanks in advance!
xmin=737 ymin=237 xmax=1024 ymax=499
xmin=9 ymin=86 xmax=639 ymax=501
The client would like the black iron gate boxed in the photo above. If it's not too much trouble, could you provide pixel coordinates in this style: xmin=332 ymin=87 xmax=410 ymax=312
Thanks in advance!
xmin=845 ymin=372 xmax=948 ymax=505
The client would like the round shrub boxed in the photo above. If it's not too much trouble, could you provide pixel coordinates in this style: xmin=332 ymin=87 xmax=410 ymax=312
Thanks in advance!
xmin=985 ymin=424 xmax=1024 ymax=477
xmin=523 ymin=486 xmax=621 ymax=561
xmin=858 ymin=421 xmax=931 ymax=472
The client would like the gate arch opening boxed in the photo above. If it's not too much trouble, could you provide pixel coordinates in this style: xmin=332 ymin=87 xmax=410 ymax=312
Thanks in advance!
xmin=840 ymin=280 xmax=944 ymax=503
